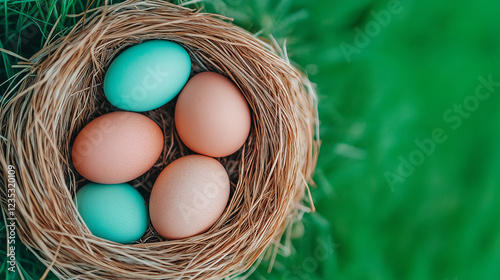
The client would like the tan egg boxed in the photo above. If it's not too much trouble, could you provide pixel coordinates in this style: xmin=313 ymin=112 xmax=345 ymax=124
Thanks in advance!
xmin=72 ymin=111 xmax=163 ymax=184
xmin=174 ymin=72 xmax=251 ymax=157
xmin=149 ymin=154 xmax=230 ymax=239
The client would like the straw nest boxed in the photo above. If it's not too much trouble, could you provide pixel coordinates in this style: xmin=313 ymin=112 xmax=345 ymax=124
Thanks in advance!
xmin=0 ymin=0 xmax=319 ymax=279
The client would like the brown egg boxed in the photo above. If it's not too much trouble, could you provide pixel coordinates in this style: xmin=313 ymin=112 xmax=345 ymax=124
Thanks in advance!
xmin=72 ymin=111 xmax=163 ymax=184
xmin=149 ymin=154 xmax=230 ymax=239
xmin=174 ymin=72 xmax=251 ymax=157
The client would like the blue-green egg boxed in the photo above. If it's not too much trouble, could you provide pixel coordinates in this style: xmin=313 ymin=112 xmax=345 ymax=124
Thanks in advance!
xmin=75 ymin=183 xmax=148 ymax=244
xmin=104 ymin=40 xmax=191 ymax=112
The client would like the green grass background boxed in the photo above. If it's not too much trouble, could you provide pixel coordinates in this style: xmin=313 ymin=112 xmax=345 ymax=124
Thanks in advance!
xmin=2 ymin=0 xmax=500 ymax=279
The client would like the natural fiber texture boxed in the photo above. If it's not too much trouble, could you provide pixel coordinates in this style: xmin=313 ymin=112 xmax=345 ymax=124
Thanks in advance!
xmin=0 ymin=0 xmax=318 ymax=279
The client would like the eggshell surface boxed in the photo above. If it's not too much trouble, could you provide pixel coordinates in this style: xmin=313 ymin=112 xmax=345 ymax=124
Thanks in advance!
xmin=72 ymin=111 xmax=163 ymax=184
xmin=174 ymin=72 xmax=251 ymax=157
xmin=75 ymin=183 xmax=148 ymax=244
xmin=149 ymin=154 xmax=230 ymax=239
xmin=104 ymin=40 xmax=191 ymax=112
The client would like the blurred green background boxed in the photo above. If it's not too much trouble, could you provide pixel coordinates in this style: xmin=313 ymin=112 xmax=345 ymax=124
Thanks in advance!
xmin=2 ymin=0 xmax=500 ymax=279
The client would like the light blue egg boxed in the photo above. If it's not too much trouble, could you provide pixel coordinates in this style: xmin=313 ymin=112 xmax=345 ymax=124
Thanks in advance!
xmin=104 ymin=40 xmax=191 ymax=112
xmin=75 ymin=183 xmax=148 ymax=244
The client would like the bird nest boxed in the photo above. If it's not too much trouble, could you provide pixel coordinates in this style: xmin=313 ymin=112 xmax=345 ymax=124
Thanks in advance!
xmin=0 ymin=0 xmax=319 ymax=279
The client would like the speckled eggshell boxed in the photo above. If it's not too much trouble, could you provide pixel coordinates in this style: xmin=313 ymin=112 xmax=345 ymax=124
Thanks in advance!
xmin=72 ymin=111 xmax=163 ymax=184
xmin=174 ymin=72 xmax=251 ymax=157
xmin=149 ymin=154 xmax=230 ymax=239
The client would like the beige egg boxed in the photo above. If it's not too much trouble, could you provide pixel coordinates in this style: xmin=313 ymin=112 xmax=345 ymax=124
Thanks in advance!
xmin=174 ymin=72 xmax=251 ymax=157
xmin=149 ymin=154 xmax=230 ymax=239
xmin=72 ymin=111 xmax=163 ymax=184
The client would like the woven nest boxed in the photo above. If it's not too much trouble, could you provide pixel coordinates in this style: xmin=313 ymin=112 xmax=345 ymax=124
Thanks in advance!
xmin=0 ymin=0 xmax=319 ymax=279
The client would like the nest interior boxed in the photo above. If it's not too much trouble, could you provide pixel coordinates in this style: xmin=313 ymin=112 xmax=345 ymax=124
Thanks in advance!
xmin=0 ymin=0 xmax=318 ymax=279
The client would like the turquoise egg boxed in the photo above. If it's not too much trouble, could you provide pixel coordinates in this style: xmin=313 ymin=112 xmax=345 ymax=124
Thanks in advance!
xmin=104 ymin=40 xmax=191 ymax=112
xmin=75 ymin=183 xmax=148 ymax=244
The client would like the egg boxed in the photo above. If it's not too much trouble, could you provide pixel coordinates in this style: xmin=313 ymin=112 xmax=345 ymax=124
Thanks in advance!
xmin=149 ymin=155 xmax=230 ymax=239
xmin=174 ymin=72 xmax=251 ymax=157
xmin=104 ymin=40 xmax=191 ymax=112
xmin=72 ymin=111 xmax=163 ymax=184
xmin=75 ymin=183 xmax=148 ymax=244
